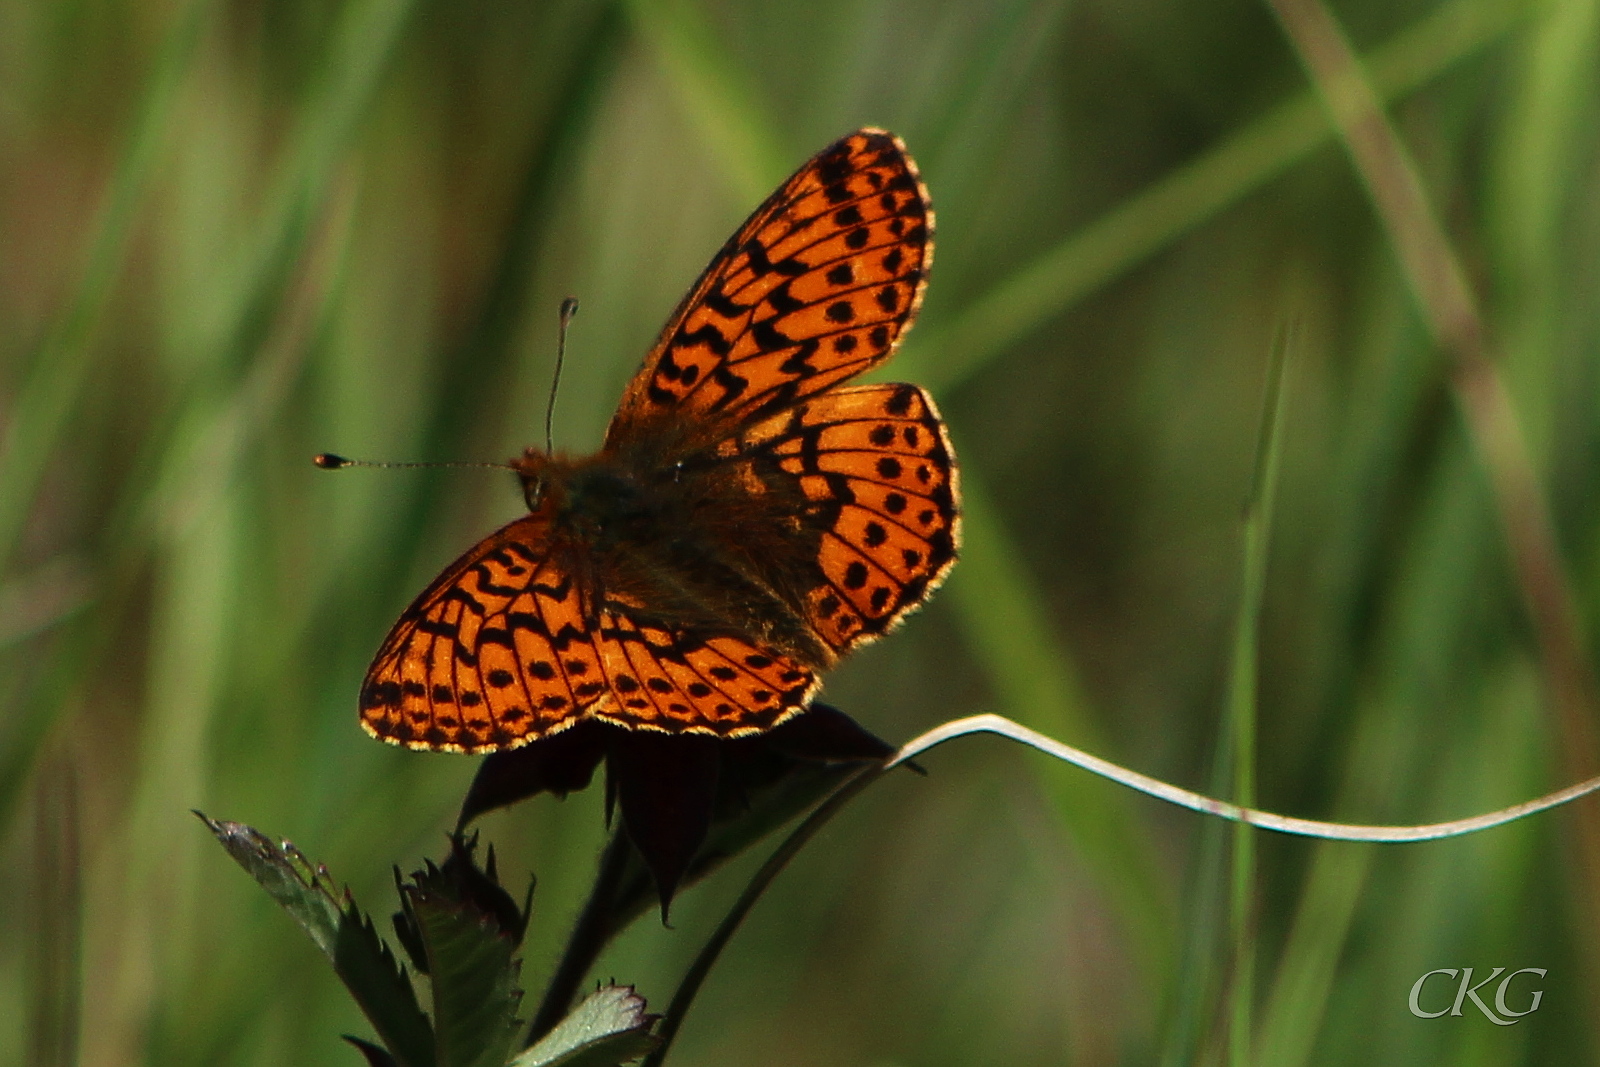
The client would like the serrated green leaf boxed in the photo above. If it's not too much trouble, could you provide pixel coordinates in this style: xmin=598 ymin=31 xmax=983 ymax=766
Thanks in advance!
xmin=408 ymin=890 xmax=521 ymax=1067
xmin=335 ymin=902 xmax=438 ymax=1067
xmin=201 ymin=812 xmax=436 ymax=1067
xmin=515 ymin=1031 xmax=657 ymax=1067
xmin=199 ymin=812 xmax=343 ymax=958
xmin=512 ymin=986 xmax=658 ymax=1067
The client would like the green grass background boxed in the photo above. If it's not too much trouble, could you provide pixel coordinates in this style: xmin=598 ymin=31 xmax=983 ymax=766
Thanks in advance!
xmin=4 ymin=0 xmax=1600 ymax=1063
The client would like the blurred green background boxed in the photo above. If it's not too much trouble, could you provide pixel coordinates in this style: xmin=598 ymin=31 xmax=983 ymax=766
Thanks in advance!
xmin=5 ymin=0 xmax=1600 ymax=1062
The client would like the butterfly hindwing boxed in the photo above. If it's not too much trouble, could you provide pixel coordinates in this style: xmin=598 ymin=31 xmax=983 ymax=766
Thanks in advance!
xmin=735 ymin=382 xmax=959 ymax=653
xmin=591 ymin=614 xmax=818 ymax=737
xmin=361 ymin=517 xmax=822 ymax=751
xmin=606 ymin=128 xmax=934 ymax=447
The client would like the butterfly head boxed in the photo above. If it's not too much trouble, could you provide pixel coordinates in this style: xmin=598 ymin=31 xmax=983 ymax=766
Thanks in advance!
xmin=513 ymin=447 xmax=559 ymax=512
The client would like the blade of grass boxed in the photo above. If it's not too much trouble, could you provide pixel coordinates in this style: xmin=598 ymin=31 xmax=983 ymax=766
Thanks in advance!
xmin=623 ymin=0 xmax=788 ymax=203
xmin=917 ymin=0 xmax=1072 ymax=190
xmin=93 ymin=472 xmax=241 ymax=1065
xmin=84 ymin=0 xmax=424 ymax=1058
xmin=93 ymin=167 xmax=359 ymax=1067
xmin=0 ymin=0 xmax=213 ymax=578
xmin=1158 ymin=752 xmax=1235 ymax=1066
xmin=1167 ymin=323 xmax=1303 ymax=1064
xmin=1253 ymin=443 xmax=1512 ymax=1066
xmin=1225 ymin=332 xmax=1291 ymax=1066
xmin=899 ymin=0 xmax=1531 ymax=394
xmin=889 ymin=712 xmax=1600 ymax=841
xmin=1263 ymin=0 xmax=1600 ymax=1012
xmin=25 ymin=752 xmax=81 ymax=1067
xmin=945 ymin=468 xmax=1176 ymax=979
xmin=1487 ymin=0 xmax=1600 ymax=462
xmin=112 ymin=0 xmax=425 ymax=545
xmin=0 ymin=0 xmax=214 ymax=839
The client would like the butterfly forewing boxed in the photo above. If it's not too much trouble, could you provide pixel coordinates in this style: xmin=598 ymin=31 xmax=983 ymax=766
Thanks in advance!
xmin=606 ymin=129 xmax=933 ymax=447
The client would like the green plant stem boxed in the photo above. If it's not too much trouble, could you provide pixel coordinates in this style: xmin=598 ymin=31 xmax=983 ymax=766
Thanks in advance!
xmin=525 ymin=827 xmax=634 ymax=1047
xmin=642 ymin=764 xmax=887 ymax=1067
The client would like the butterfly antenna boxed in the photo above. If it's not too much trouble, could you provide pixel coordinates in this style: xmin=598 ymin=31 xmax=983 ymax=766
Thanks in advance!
xmin=313 ymin=454 xmax=516 ymax=472
xmin=545 ymin=297 xmax=580 ymax=456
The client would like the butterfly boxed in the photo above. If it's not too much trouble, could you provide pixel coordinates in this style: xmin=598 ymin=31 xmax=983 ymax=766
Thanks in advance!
xmin=359 ymin=128 xmax=959 ymax=753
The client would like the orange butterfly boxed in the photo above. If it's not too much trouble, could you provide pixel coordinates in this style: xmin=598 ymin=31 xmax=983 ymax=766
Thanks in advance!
xmin=359 ymin=129 xmax=959 ymax=753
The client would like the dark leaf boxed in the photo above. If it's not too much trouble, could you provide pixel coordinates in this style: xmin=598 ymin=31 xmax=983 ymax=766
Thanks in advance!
xmin=759 ymin=702 xmax=895 ymax=762
xmin=400 ymin=833 xmax=533 ymax=952
xmin=458 ymin=722 xmax=610 ymax=827
xmin=344 ymin=1036 xmax=400 ymax=1067
xmin=335 ymin=902 xmax=438 ymax=1067
xmin=609 ymin=759 xmax=859 ymax=927
xmin=609 ymin=731 xmax=720 ymax=918
xmin=392 ymin=866 xmax=431 ymax=976
xmin=406 ymin=886 xmax=522 ymax=1067
xmin=449 ymin=705 xmax=895 ymax=928
xmin=610 ymin=705 xmax=895 ymax=924
xmin=444 ymin=835 xmax=533 ymax=946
